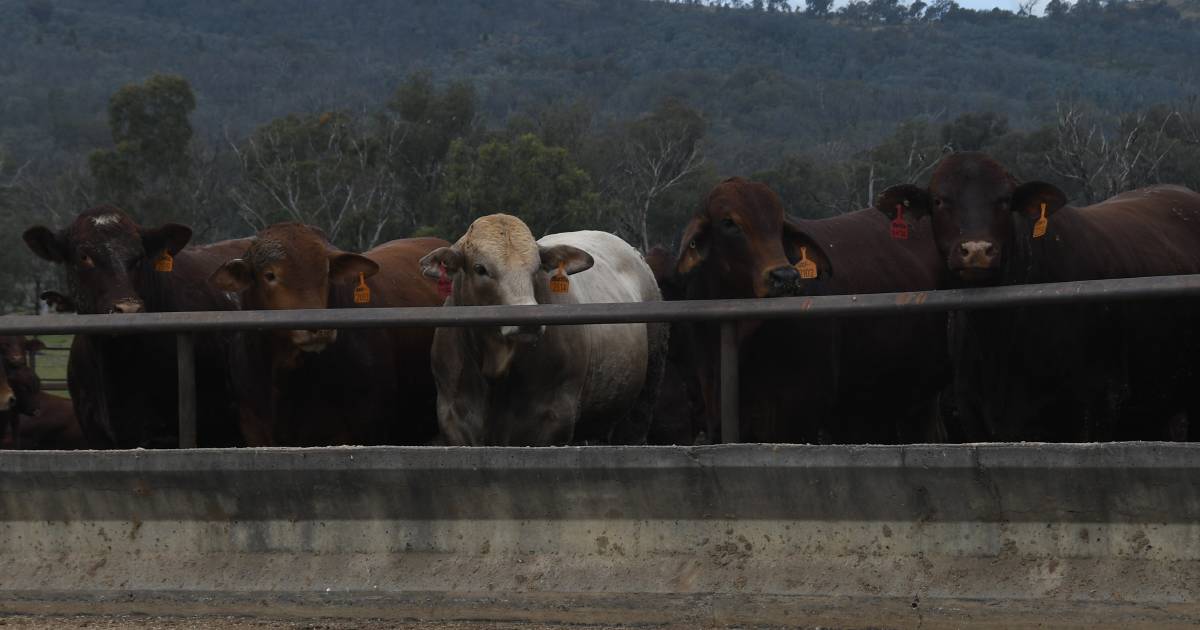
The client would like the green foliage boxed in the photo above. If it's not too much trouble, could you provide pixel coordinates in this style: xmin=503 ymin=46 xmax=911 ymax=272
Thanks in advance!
xmin=441 ymin=133 xmax=597 ymax=237
xmin=88 ymin=74 xmax=198 ymax=219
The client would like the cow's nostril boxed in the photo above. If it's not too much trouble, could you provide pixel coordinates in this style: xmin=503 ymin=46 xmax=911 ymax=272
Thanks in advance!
xmin=985 ymin=244 xmax=997 ymax=256
xmin=959 ymin=244 xmax=970 ymax=256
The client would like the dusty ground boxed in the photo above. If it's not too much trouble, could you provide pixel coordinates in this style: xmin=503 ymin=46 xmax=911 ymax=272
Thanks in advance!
xmin=0 ymin=616 xmax=683 ymax=630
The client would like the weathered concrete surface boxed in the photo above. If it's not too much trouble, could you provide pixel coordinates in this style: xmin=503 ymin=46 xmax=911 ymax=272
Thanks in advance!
xmin=1 ymin=443 xmax=1198 ymax=628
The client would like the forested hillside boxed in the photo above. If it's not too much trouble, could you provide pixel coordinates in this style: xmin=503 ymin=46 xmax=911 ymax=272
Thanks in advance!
xmin=1 ymin=0 xmax=1199 ymax=310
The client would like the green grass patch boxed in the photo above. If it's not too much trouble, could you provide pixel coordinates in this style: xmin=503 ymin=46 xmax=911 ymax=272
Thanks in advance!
xmin=31 ymin=334 xmax=72 ymax=396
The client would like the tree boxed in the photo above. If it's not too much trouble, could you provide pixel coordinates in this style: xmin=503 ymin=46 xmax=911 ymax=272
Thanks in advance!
xmin=88 ymin=74 xmax=197 ymax=214
xmin=441 ymin=133 xmax=597 ymax=238
xmin=941 ymin=112 xmax=1010 ymax=152
xmin=1044 ymin=102 xmax=1178 ymax=203
xmin=229 ymin=110 xmax=409 ymax=251
xmin=384 ymin=71 xmax=478 ymax=229
xmin=805 ymin=0 xmax=833 ymax=15
xmin=615 ymin=99 xmax=707 ymax=252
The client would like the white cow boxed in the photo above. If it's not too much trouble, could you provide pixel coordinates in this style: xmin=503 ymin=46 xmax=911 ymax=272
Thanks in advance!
xmin=420 ymin=214 xmax=667 ymax=445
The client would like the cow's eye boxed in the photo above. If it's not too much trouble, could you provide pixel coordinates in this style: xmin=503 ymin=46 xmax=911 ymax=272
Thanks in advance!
xmin=473 ymin=264 xmax=488 ymax=277
xmin=79 ymin=253 xmax=93 ymax=267
xmin=721 ymin=218 xmax=739 ymax=232
xmin=263 ymin=271 xmax=277 ymax=283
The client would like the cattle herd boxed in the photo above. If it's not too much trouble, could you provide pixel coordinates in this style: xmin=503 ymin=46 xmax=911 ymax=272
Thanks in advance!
xmin=2 ymin=151 xmax=1200 ymax=449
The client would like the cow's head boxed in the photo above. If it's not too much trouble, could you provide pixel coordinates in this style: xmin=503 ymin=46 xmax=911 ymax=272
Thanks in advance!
xmin=877 ymin=152 xmax=1067 ymax=283
xmin=6 ymin=363 xmax=41 ymax=417
xmin=676 ymin=177 xmax=831 ymax=298
xmin=211 ymin=223 xmax=378 ymax=353
xmin=0 ymin=361 xmax=14 ymax=414
xmin=0 ymin=336 xmax=45 ymax=370
xmin=23 ymin=207 xmax=192 ymax=314
xmin=419 ymin=214 xmax=593 ymax=378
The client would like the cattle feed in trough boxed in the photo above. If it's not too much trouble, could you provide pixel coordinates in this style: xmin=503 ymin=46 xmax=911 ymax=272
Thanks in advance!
xmin=420 ymin=214 xmax=667 ymax=446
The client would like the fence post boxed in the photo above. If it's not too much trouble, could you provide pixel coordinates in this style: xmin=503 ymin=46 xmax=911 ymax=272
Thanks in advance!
xmin=719 ymin=321 xmax=739 ymax=444
xmin=177 ymin=333 xmax=197 ymax=449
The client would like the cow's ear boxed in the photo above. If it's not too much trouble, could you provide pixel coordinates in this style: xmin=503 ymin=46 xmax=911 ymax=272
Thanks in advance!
xmin=419 ymin=247 xmax=464 ymax=279
xmin=1012 ymin=181 xmax=1068 ymax=219
xmin=24 ymin=339 xmax=46 ymax=354
xmin=210 ymin=259 xmax=254 ymax=292
xmin=876 ymin=184 xmax=932 ymax=222
xmin=23 ymin=226 xmax=67 ymax=263
xmin=676 ymin=216 xmax=710 ymax=276
xmin=329 ymin=252 xmax=379 ymax=283
xmin=784 ymin=221 xmax=834 ymax=279
xmin=40 ymin=291 xmax=76 ymax=313
xmin=140 ymin=223 xmax=193 ymax=257
xmin=540 ymin=244 xmax=594 ymax=275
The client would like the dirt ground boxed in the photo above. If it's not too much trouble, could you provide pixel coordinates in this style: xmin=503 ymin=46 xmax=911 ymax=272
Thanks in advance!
xmin=0 ymin=616 xmax=683 ymax=630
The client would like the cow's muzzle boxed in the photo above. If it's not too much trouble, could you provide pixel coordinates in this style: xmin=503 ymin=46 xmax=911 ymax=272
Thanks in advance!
xmin=765 ymin=265 xmax=802 ymax=297
xmin=108 ymin=299 xmax=145 ymax=314
xmin=501 ymin=324 xmax=544 ymax=344
xmin=950 ymin=240 xmax=1001 ymax=280
xmin=0 ymin=387 xmax=15 ymax=412
xmin=291 ymin=329 xmax=338 ymax=353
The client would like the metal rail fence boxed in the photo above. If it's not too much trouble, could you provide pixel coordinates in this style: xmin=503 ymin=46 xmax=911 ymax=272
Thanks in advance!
xmin=2 ymin=273 xmax=1200 ymax=447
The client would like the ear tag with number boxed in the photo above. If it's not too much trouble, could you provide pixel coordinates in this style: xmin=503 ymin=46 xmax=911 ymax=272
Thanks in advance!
xmin=154 ymin=251 xmax=174 ymax=272
xmin=437 ymin=264 xmax=453 ymax=300
xmin=353 ymin=272 xmax=371 ymax=304
xmin=891 ymin=203 xmax=909 ymax=240
xmin=1032 ymin=202 xmax=1048 ymax=239
xmin=795 ymin=247 xmax=818 ymax=280
xmin=550 ymin=262 xmax=570 ymax=294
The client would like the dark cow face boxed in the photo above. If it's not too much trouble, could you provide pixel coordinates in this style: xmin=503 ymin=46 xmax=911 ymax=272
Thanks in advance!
xmin=877 ymin=152 xmax=1067 ymax=283
xmin=0 ymin=336 xmax=45 ymax=369
xmin=40 ymin=291 xmax=76 ymax=313
xmin=23 ymin=206 xmax=192 ymax=314
xmin=210 ymin=223 xmax=378 ymax=353
xmin=420 ymin=214 xmax=593 ymax=378
xmin=677 ymin=177 xmax=831 ymax=298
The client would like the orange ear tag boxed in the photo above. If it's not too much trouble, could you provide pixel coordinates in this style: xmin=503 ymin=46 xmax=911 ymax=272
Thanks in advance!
xmin=550 ymin=262 xmax=570 ymax=294
xmin=795 ymin=247 xmax=818 ymax=280
xmin=890 ymin=204 xmax=909 ymax=240
xmin=1032 ymin=203 xmax=1048 ymax=239
xmin=353 ymin=272 xmax=371 ymax=304
xmin=154 ymin=251 xmax=174 ymax=272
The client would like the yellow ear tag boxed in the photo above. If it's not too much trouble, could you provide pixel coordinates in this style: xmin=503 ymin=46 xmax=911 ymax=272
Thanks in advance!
xmin=796 ymin=247 xmax=818 ymax=280
xmin=353 ymin=272 xmax=371 ymax=304
xmin=550 ymin=262 xmax=570 ymax=294
xmin=1032 ymin=203 xmax=1048 ymax=239
xmin=154 ymin=251 xmax=174 ymax=272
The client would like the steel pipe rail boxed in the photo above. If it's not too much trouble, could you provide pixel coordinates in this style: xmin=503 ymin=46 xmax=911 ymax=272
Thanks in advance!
xmin=7 ymin=273 xmax=1200 ymax=446
xmin=0 ymin=273 xmax=1199 ymax=336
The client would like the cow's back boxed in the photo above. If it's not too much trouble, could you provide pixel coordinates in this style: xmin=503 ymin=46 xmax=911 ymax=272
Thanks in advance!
xmin=537 ymin=231 xmax=663 ymax=441
xmin=1035 ymin=185 xmax=1200 ymax=281
xmin=794 ymin=208 xmax=943 ymax=294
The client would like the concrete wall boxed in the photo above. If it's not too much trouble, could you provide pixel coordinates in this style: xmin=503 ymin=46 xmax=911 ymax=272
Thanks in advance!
xmin=1 ymin=443 xmax=1198 ymax=628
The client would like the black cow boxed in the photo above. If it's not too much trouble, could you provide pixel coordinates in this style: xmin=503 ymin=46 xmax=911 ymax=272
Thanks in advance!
xmin=23 ymin=206 xmax=248 ymax=448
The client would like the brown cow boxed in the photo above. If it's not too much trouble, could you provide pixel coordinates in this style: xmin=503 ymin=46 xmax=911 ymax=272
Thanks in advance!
xmin=668 ymin=177 xmax=949 ymax=444
xmin=211 ymin=223 xmax=447 ymax=446
xmin=878 ymin=152 xmax=1200 ymax=441
xmin=23 ymin=206 xmax=249 ymax=448
xmin=18 ymin=392 xmax=86 ymax=450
